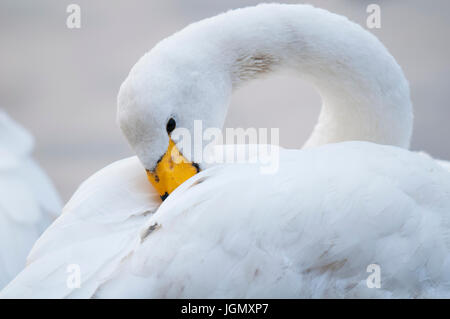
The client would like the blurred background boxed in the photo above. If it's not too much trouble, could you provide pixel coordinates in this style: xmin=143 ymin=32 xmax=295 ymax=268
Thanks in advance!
xmin=1 ymin=0 xmax=449 ymax=201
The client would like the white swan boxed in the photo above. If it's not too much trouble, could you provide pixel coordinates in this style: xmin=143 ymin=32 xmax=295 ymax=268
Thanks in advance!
xmin=2 ymin=4 xmax=450 ymax=298
xmin=0 ymin=110 xmax=61 ymax=289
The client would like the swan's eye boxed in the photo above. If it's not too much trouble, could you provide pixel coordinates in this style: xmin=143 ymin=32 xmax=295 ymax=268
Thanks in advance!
xmin=166 ymin=118 xmax=176 ymax=134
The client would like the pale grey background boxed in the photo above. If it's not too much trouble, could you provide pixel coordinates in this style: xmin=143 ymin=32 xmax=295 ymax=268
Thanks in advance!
xmin=1 ymin=0 xmax=449 ymax=201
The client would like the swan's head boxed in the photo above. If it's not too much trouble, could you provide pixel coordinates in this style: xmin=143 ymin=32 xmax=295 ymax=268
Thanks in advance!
xmin=117 ymin=49 xmax=230 ymax=201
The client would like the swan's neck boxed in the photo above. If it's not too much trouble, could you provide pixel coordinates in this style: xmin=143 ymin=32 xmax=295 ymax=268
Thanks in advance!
xmin=155 ymin=4 xmax=413 ymax=148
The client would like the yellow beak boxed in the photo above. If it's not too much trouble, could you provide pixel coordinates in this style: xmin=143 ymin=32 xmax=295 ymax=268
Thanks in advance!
xmin=147 ymin=138 xmax=199 ymax=201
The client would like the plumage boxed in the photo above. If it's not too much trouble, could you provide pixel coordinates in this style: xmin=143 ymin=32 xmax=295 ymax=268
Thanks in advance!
xmin=2 ymin=143 xmax=450 ymax=298
xmin=437 ymin=160 xmax=450 ymax=171
xmin=0 ymin=110 xmax=61 ymax=289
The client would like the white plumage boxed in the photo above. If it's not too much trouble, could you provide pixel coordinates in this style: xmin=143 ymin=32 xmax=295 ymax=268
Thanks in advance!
xmin=437 ymin=160 xmax=450 ymax=171
xmin=2 ymin=143 xmax=450 ymax=298
xmin=2 ymin=4 xmax=450 ymax=298
xmin=0 ymin=110 xmax=61 ymax=289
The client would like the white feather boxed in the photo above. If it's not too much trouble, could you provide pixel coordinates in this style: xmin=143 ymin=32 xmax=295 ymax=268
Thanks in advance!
xmin=2 ymin=143 xmax=450 ymax=298
xmin=0 ymin=110 xmax=61 ymax=289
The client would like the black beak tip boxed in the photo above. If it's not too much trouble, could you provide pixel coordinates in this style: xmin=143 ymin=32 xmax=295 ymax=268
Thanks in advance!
xmin=193 ymin=162 xmax=200 ymax=173
xmin=160 ymin=192 xmax=169 ymax=201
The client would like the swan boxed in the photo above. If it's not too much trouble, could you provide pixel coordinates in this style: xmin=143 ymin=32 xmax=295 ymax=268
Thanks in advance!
xmin=2 ymin=3 xmax=450 ymax=298
xmin=0 ymin=110 xmax=61 ymax=289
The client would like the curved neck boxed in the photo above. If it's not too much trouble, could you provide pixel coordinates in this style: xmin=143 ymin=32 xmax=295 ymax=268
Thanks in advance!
xmin=157 ymin=4 xmax=413 ymax=148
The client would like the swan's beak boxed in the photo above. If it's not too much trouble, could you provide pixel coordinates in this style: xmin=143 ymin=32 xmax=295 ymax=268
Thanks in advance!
xmin=146 ymin=138 xmax=200 ymax=201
